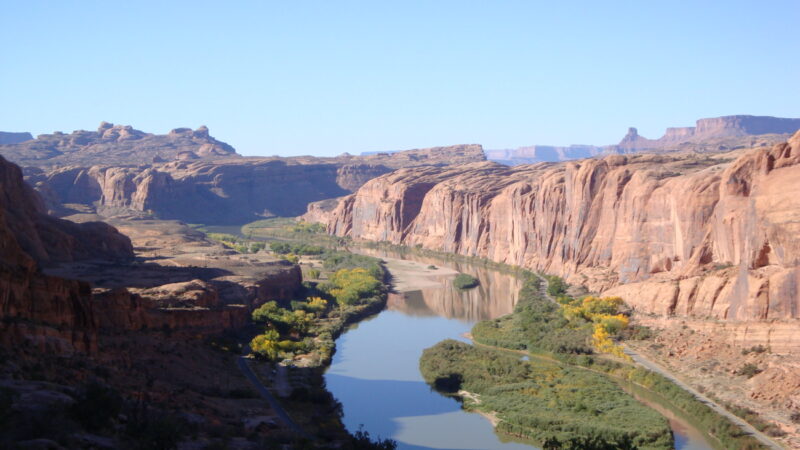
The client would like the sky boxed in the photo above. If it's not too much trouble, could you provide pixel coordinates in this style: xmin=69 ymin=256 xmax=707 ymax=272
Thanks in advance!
xmin=1 ymin=1 xmax=799 ymax=157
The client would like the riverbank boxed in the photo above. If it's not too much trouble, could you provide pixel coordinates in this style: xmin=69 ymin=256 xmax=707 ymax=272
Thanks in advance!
xmin=223 ymin=220 xmax=774 ymax=448
xmin=452 ymin=273 xmax=770 ymax=449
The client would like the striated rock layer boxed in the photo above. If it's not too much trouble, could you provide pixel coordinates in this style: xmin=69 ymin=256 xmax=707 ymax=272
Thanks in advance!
xmin=0 ymin=155 xmax=134 ymax=353
xmin=1 ymin=153 xmax=307 ymax=354
xmin=313 ymin=132 xmax=800 ymax=348
xmin=22 ymin=143 xmax=485 ymax=225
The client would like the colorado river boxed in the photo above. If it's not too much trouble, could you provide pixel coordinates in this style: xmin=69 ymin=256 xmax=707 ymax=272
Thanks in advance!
xmin=324 ymin=249 xmax=716 ymax=449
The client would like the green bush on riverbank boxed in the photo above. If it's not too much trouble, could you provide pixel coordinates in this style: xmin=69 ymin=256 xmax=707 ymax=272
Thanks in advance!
xmin=249 ymin=250 xmax=387 ymax=365
xmin=470 ymin=273 xmax=768 ymax=449
xmin=420 ymin=340 xmax=674 ymax=448
xmin=452 ymin=273 xmax=480 ymax=290
xmin=472 ymin=275 xmax=594 ymax=356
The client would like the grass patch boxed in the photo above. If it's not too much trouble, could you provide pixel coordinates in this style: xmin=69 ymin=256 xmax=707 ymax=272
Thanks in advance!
xmin=452 ymin=273 xmax=479 ymax=289
xmin=467 ymin=273 xmax=768 ymax=449
xmin=420 ymin=340 xmax=673 ymax=448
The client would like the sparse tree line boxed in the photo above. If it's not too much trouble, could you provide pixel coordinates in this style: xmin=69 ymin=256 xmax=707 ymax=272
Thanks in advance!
xmin=248 ymin=251 xmax=386 ymax=365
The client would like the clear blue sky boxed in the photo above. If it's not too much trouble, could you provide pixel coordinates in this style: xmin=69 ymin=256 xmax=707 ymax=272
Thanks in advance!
xmin=2 ymin=1 xmax=799 ymax=156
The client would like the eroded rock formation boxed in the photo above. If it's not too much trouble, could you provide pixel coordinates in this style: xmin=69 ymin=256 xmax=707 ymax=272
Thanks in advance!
xmin=0 ymin=122 xmax=238 ymax=167
xmin=313 ymin=132 xmax=800 ymax=334
xmin=0 ymin=155 xmax=134 ymax=353
xmin=486 ymin=115 xmax=799 ymax=165
xmin=19 ymin=141 xmax=484 ymax=224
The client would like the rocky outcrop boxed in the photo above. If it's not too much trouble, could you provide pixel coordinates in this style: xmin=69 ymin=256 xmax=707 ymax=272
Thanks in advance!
xmin=0 ymin=153 xmax=310 ymax=354
xmin=0 ymin=155 xmax=134 ymax=354
xmin=0 ymin=122 xmax=238 ymax=167
xmin=353 ymin=144 xmax=486 ymax=168
xmin=317 ymin=133 xmax=800 ymax=329
xmin=0 ymin=131 xmax=32 ymax=145
xmin=486 ymin=115 xmax=800 ymax=165
xmin=23 ymin=143 xmax=484 ymax=225
xmin=613 ymin=115 xmax=800 ymax=152
xmin=91 ymin=287 xmax=250 ymax=335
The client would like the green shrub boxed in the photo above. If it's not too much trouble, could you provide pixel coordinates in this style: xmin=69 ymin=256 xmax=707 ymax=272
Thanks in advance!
xmin=545 ymin=275 xmax=568 ymax=297
xmin=453 ymin=273 xmax=479 ymax=289
xmin=737 ymin=363 xmax=762 ymax=378
xmin=306 ymin=268 xmax=321 ymax=279
xmin=420 ymin=340 xmax=673 ymax=448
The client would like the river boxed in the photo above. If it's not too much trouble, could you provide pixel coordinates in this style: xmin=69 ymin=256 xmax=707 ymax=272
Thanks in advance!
xmin=324 ymin=249 xmax=717 ymax=450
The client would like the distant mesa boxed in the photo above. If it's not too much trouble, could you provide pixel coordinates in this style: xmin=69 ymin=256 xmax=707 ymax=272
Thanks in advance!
xmin=0 ymin=131 xmax=33 ymax=145
xmin=0 ymin=122 xmax=239 ymax=167
xmin=612 ymin=115 xmax=800 ymax=152
xmin=487 ymin=115 xmax=800 ymax=165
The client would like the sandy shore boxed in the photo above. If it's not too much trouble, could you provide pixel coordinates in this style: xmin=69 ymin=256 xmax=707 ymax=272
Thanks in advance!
xmin=378 ymin=256 xmax=459 ymax=292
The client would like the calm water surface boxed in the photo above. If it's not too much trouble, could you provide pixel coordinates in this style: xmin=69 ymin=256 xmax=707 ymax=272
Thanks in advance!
xmin=324 ymin=249 xmax=714 ymax=450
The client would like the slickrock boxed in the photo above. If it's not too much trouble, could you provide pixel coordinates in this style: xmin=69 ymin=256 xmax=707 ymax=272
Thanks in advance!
xmin=315 ymin=133 xmax=800 ymax=344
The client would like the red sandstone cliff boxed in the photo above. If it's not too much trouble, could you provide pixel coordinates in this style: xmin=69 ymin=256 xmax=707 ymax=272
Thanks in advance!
xmin=0 ymin=155 xmax=134 ymax=353
xmin=21 ymin=144 xmax=484 ymax=225
xmin=314 ymin=132 xmax=800 ymax=329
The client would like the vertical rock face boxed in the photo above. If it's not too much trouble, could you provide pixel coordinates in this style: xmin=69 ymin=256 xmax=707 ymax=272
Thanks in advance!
xmin=318 ymin=132 xmax=800 ymax=324
xmin=21 ymin=144 xmax=484 ymax=225
xmin=0 ymin=156 xmax=134 ymax=354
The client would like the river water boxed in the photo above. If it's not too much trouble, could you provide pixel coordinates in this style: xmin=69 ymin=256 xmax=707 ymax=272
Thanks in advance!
xmin=324 ymin=249 xmax=714 ymax=450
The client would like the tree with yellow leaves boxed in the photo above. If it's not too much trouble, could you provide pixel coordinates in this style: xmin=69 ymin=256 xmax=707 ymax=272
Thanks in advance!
xmin=251 ymin=329 xmax=280 ymax=360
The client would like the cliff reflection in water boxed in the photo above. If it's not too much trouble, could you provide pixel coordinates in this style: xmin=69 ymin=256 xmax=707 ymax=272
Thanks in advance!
xmin=361 ymin=248 xmax=523 ymax=322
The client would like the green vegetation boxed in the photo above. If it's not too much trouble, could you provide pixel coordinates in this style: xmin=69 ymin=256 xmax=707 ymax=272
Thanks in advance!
xmin=467 ymin=273 xmax=768 ymax=449
xmin=545 ymin=274 xmax=568 ymax=297
xmin=306 ymin=268 xmax=321 ymax=279
xmin=321 ymin=268 xmax=383 ymax=306
xmin=420 ymin=340 xmax=673 ymax=448
xmin=269 ymin=241 xmax=325 ymax=255
xmin=452 ymin=273 xmax=480 ymax=290
xmin=206 ymin=232 xmax=266 ymax=254
xmin=741 ymin=345 xmax=769 ymax=355
xmin=248 ymin=251 xmax=387 ymax=365
xmin=472 ymin=275 xmax=594 ymax=357
xmin=242 ymin=218 xmax=346 ymax=247
xmin=320 ymin=252 xmax=384 ymax=279
xmin=737 ymin=363 xmax=762 ymax=378
xmin=717 ymin=400 xmax=786 ymax=438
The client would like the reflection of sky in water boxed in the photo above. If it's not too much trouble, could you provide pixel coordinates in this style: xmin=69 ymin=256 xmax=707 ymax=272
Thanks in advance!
xmin=327 ymin=311 xmax=472 ymax=382
xmin=326 ymin=253 xmax=536 ymax=449
xmin=326 ymin=311 xmax=534 ymax=449
xmin=328 ymin=250 xmax=711 ymax=450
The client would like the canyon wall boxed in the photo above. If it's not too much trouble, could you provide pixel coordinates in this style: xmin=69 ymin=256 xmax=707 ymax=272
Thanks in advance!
xmin=21 ymin=145 xmax=484 ymax=225
xmin=0 ymin=155 xmax=134 ymax=353
xmin=313 ymin=132 xmax=800 ymax=335
xmin=0 ymin=154 xmax=306 ymax=355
